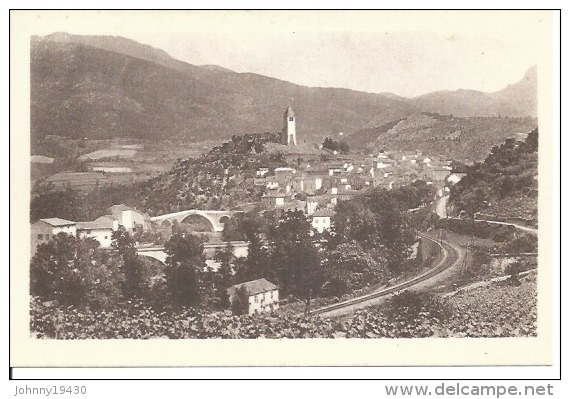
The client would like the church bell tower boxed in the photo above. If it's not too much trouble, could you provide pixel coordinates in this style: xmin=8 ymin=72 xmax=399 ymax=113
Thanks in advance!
xmin=282 ymin=105 xmax=297 ymax=146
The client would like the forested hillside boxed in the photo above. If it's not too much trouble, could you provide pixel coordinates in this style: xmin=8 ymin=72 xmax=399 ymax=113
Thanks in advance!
xmin=449 ymin=128 xmax=538 ymax=221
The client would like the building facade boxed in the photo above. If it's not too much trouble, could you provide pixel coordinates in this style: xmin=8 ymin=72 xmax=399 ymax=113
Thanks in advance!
xmin=311 ymin=208 xmax=335 ymax=233
xmin=30 ymin=218 xmax=77 ymax=255
xmin=76 ymin=216 xmax=119 ymax=248
xmin=228 ymin=278 xmax=279 ymax=315
xmin=109 ymin=204 xmax=147 ymax=232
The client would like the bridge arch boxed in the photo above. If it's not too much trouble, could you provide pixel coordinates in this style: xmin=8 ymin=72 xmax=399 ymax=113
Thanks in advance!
xmin=180 ymin=213 xmax=216 ymax=232
xmin=137 ymin=244 xmax=249 ymax=270
xmin=137 ymin=249 xmax=168 ymax=264
xmin=151 ymin=210 xmax=235 ymax=232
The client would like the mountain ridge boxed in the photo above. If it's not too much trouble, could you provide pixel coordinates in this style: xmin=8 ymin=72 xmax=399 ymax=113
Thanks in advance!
xmin=31 ymin=33 xmax=537 ymax=149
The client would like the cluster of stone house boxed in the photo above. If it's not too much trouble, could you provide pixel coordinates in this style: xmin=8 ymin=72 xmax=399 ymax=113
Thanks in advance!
xmin=226 ymin=146 xmax=456 ymax=315
xmin=245 ymin=106 xmax=455 ymax=239
xmin=249 ymin=150 xmax=453 ymax=234
xmin=30 ymin=205 xmax=149 ymax=255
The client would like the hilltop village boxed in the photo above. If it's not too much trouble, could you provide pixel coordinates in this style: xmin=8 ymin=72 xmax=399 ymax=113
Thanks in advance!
xmin=256 ymin=107 xmax=454 ymax=215
xmin=32 ymin=105 xmax=459 ymax=252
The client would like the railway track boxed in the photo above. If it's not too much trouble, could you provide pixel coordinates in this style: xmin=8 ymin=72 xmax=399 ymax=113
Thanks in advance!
xmin=309 ymin=233 xmax=461 ymax=317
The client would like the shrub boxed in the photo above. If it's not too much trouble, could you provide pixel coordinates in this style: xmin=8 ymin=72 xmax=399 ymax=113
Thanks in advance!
xmin=505 ymin=262 xmax=523 ymax=286
xmin=383 ymin=290 xmax=452 ymax=325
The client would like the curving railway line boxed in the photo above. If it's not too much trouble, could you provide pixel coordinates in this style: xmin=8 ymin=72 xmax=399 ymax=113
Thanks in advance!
xmin=309 ymin=233 xmax=462 ymax=317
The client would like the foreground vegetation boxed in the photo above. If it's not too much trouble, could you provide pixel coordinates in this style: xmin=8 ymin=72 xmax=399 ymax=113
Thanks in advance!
xmin=31 ymin=273 xmax=536 ymax=339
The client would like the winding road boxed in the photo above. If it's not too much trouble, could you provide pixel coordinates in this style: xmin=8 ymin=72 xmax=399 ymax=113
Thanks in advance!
xmin=309 ymin=233 xmax=464 ymax=318
xmin=436 ymin=195 xmax=449 ymax=219
xmin=475 ymin=219 xmax=538 ymax=235
xmin=437 ymin=195 xmax=537 ymax=235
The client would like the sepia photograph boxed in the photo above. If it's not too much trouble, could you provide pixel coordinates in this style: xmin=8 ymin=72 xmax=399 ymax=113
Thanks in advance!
xmin=10 ymin=9 xmax=557 ymax=368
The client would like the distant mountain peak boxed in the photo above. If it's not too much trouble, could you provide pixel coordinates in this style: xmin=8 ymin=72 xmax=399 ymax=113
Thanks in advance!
xmin=501 ymin=65 xmax=537 ymax=89
xmin=33 ymin=32 xmax=177 ymax=67
xmin=523 ymin=64 xmax=537 ymax=77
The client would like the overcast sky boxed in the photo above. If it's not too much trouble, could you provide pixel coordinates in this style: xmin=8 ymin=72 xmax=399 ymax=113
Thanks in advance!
xmin=132 ymin=30 xmax=537 ymax=98
xmin=23 ymin=10 xmax=549 ymax=98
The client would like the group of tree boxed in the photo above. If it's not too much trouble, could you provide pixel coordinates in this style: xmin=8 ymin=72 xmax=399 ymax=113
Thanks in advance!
xmin=31 ymin=230 xmax=130 ymax=309
xmin=223 ymin=184 xmax=422 ymax=300
xmin=329 ymin=187 xmax=418 ymax=278
xmin=231 ymin=209 xmax=322 ymax=301
xmin=210 ymin=132 xmax=281 ymax=156
xmin=450 ymin=128 xmax=538 ymax=218
xmin=322 ymin=137 xmax=350 ymax=154
xmin=30 ymin=227 xmax=234 ymax=311
xmin=390 ymin=180 xmax=435 ymax=210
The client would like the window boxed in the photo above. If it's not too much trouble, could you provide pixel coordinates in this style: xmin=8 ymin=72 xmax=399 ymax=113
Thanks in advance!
xmin=37 ymin=234 xmax=43 ymax=240
xmin=104 ymin=236 xmax=108 ymax=239
xmin=289 ymin=117 xmax=294 ymax=121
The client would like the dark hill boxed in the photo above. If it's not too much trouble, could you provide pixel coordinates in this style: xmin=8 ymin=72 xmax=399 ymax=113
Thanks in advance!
xmin=449 ymin=129 xmax=538 ymax=222
xmin=31 ymin=33 xmax=416 ymax=147
xmin=31 ymin=40 xmax=234 ymax=143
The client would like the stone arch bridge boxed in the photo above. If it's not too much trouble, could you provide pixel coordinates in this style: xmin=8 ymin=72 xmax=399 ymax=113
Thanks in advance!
xmin=150 ymin=210 xmax=235 ymax=233
xmin=136 ymin=241 xmax=249 ymax=269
